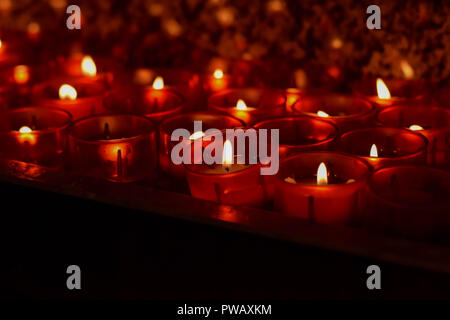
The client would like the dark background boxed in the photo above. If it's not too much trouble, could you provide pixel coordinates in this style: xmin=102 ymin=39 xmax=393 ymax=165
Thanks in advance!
xmin=2 ymin=180 xmax=450 ymax=300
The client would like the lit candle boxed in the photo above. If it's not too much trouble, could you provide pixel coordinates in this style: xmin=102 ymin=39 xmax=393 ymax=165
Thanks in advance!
xmin=0 ymin=107 xmax=71 ymax=167
xmin=336 ymin=127 xmax=428 ymax=169
xmin=353 ymin=77 xmax=430 ymax=108
xmin=377 ymin=105 xmax=450 ymax=166
xmin=104 ymin=76 xmax=184 ymax=123
xmin=274 ymin=152 xmax=371 ymax=224
xmin=208 ymin=88 xmax=286 ymax=125
xmin=185 ymin=133 xmax=268 ymax=206
xmin=159 ymin=111 xmax=244 ymax=177
xmin=292 ymin=94 xmax=375 ymax=132
xmin=32 ymin=78 xmax=107 ymax=120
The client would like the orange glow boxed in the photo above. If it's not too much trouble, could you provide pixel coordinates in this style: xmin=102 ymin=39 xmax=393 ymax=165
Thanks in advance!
xmin=222 ymin=139 xmax=233 ymax=169
xmin=59 ymin=84 xmax=77 ymax=100
xmin=409 ymin=124 xmax=424 ymax=131
xmin=0 ymin=39 xmax=2 ymax=50
xmin=370 ymin=144 xmax=378 ymax=157
xmin=13 ymin=65 xmax=30 ymax=84
xmin=101 ymin=143 xmax=130 ymax=161
xmin=236 ymin=99 xmax=248 ymax=110
xmin=213 ymin=69 xmax=224 ymax=79
xmin=81 ymin=56 xmax=97 ymax=77
xmin=189 ymin=131 xmax=205 ymax=140
xmin=376 ymin=78 xmax=391 ymax=100
xmin=400 ymin=60 xmax=414 ymax=80
xmin=18 ymin=126 xmax=36 ymax=145
xmin=317 ymin=162 xmax=328 ymax=185
xmin=152 ymin=76 xmax=164 ymax=90
xmin=317 ymin=110 xmax=330 ymax=118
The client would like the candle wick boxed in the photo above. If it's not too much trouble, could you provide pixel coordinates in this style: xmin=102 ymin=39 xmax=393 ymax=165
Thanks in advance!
xmin=104 ymin=122 xmax=110 ymax=140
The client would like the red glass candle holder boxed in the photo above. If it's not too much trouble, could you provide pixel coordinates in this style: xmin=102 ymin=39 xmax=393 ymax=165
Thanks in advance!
xmin=0 ymin=106 xmax=71 ymax=167
xmin=104 ymin=85 xmax=184 ymax=123
xmin=121 ymin=68 xmax=200 ymax=111
xmin=32 ymin=78 xmax=108 ymax=120
xmin=208 ymin=88 xmax=286 ymax=125
xmin=352 ymin=78 xmax=430 ymax=108
xmin=292 ymin=93 xmax=375 ymax=132
xmin=52 ymin=54 xmax=120 ymax=86
xmin=336 ymin=127 xmax=427 ymax=170
xmin=274 ymin=152 xmax=371 ymax=224
xmin=366 ymin=165 xmax=450 ymax=241
xmin=159 ymin=112 xmax=244 ymax=178
xmin=376 ymin=105 xmax=450 ymax=166
xmin=185 ymin=130 xmax=268 ymax=206
xmin=69 ymin=114 xmax=157 ymax=183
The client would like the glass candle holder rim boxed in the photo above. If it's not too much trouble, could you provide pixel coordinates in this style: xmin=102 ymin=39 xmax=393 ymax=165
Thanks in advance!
xmin=208 ymin=87 xmax=287 ymax=113
xmin=276 ymin=151 xmax=372 ymax=188
xmin=338 ymin=127 xmax=428 ymax=160
xmin=252 ymin=115 xmax=338 ymax=149
xmin=160 ymin=111 xmax=245 ymax=136
xmin=376 ymin=105 xmax=450 ymax=130
xmin=292 ymin=93 xmax=375 ymax=119
xmin=69 ymin=113 xmax=155 ymax=145
xmin=0 ymin=106 xmax=72 ymax=134
xmin=368 ymin=165 xmax=450 ymax=208
xmin=104 ymin=86 xmax=184 ymax=118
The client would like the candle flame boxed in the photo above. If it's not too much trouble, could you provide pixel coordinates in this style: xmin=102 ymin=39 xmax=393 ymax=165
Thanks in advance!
xmin=0 ymin=39 xmax=2 ymax=49
xmin=376 ymin=78 xmax=391 ymax=100
xmin=213 ymin=69 xmax=224 ymax=79
xmin=370 ymin=144 xmax=378 ymax=157
xmin=236 ymin=99 xmax=248 ymax=110
xmin=19 ymin=126 xmax=32 ymax=133
xmin=189 ymin=131 xmax=205 ymax=140
xmin=222 ymin=139 xmax=233 ymax=168
xmin=59 ymin=84 xmax=77 ymax=100
xmin=317 ymin=110 xmax=330 ymax=118
xmin=400 ymin=60 xmax=414 ymax=80
xmin=13 ymin=65 xmax=30 ymax=84
xmin=81 ymin=55 xmax=97 ymax=77
xmin=18 ymin=126 xmax=36 ymax=144
xmin=409 ymin=124 xmax=424 ymax=131
xmin=317 ymin=162 xmax=328 ymax=185
xmin=152 ymin=76 xmax=164 ymax=90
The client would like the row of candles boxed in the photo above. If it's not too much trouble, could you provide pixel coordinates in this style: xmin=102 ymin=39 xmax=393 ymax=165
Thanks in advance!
xmin=1 ymin=40 xmax=450 ymax=241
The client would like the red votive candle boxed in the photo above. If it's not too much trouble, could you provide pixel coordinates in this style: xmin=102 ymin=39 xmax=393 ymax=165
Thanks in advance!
xmin=366 ymin=165 xmax=450 ymax=241
xmin=274 ymin=152 xmax=371 ymax=224
xmin=52 ymin=54 xmax=119 ymax=87
xmin=292 ymin=93 xmax=375 ymax=132
xmin=69 ymin=114 xmax=157 ymax=183
xmin=159 ymin=112 xmax=244 ymax=178
xmin=376 ymin=105 xmax=450 ymax=167
xmin=32 ymin=78 xmax=108 ymax=120
xmin=104 ymin=84 xmax=184 ymax=123
xmin=185 ymin=132 xmax=268 ymax=206
xmin=208 ymin=88 xmax=286 ymax=125
xmin=0 ymin=106 xmax=71 ymax=167
xmin=352 ymin=77 xmax=430 ymax=108
xmin=335 ymin=127 xmax=428 ymax=170
xmin=122 ymin=68 xmax=199 ymax=111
